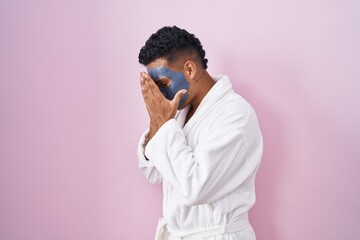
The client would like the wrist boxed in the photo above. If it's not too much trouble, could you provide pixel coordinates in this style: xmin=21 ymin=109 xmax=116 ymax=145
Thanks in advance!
xmin=148 ymin=123 xmax=158 ymax=142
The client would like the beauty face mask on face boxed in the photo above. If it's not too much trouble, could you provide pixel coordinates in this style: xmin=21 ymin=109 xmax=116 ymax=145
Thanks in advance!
xmin=147 ymin=66 xmax=189 ymax=109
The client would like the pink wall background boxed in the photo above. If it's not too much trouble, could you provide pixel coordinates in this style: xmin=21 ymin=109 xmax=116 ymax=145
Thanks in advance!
xmin=1 ymin=0 xmax=359 ymax=239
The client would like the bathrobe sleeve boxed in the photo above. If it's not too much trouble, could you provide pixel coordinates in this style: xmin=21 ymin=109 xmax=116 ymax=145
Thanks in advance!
xmin=144 ymin=119 xmax=262 ymax=206
xmin=137 ymin=129 xmax=163 ymax=184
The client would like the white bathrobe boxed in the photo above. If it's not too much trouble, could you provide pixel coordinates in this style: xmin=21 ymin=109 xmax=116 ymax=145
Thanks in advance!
xmin=137 ymin=75 xmax=263 ymax=240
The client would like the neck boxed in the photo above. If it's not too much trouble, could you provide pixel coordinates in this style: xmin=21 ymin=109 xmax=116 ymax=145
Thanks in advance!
xmin=190 ymin=71 xmax=215 ymax=111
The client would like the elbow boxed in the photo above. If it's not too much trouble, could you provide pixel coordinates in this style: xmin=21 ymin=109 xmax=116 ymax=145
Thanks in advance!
xmin=142 ymin=174 xmax=162 ymax=184
xmin=140 ymin=167 xmax=163 ymax=184
xmin=146 ymin=175 xmax=162 ymax=184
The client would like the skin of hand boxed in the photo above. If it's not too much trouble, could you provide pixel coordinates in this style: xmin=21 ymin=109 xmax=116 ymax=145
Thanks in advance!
xmin=140 ymin=72 xmax=187 ymax=140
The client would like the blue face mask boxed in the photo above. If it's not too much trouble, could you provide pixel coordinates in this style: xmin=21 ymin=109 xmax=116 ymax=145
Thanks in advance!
xmin=147 ymin=66 xmax=189 ymax=109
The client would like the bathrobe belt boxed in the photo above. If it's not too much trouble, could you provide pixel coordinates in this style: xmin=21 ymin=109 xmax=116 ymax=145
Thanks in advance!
xmin=155 ymin=215 xmax=251 ymax=240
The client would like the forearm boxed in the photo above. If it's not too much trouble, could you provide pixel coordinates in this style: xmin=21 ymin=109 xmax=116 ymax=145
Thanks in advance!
xmin=137 ymin=129 xmax=163 ymax=183
xmin=145 ymin=120 xmax=254 ymax=206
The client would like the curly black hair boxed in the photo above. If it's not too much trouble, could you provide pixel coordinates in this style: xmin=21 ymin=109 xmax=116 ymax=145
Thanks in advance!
xmin=138 ymin=26 xmax=208 ymax=69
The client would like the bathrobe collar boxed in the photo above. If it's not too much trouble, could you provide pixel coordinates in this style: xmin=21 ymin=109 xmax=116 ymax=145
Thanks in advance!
xmin=178 ymin=75 xmax=233 ymax=132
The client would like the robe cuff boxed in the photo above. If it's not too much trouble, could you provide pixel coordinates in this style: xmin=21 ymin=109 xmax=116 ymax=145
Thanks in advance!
xmin=144 ymin=119 xmax=178 ymax=163
xmin=137 ymin=128 xmax=155 ymax=168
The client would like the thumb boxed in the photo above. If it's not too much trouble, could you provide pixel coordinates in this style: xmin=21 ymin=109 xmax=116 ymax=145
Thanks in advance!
xmin=172 ymin=89 xmax=187 ymax=105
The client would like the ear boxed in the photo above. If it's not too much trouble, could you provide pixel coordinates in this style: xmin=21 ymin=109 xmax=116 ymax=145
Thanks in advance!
xmin=183 ymin=60 xmax=197 ymax=81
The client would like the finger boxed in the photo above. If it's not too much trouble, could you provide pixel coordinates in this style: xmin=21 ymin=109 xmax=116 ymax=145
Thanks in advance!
xmin=140 ymin=73 xmax=159 ymax=111
xmin=141 ymin=87 xmax=153 ymax=114
xmin=140 ymin=76 xmax=151 ymax=108
xmin=140 ymin=73 xmax=159 ymax=121
xmin=140 ymin=72 xmax=146 ymax=87
xmin=143 ymin=73 xmax=163 ymax=98
xmin=140 ymin=72 xmax=147 ymax=82
xmin=172 ymin=89 xmax=187 ymax=106
xmin=140 ymin=72 xmax=151 ymax=94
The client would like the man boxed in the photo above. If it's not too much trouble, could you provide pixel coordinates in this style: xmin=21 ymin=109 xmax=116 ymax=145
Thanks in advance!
xmin=137 ymin=26 xmax=263 ymax=240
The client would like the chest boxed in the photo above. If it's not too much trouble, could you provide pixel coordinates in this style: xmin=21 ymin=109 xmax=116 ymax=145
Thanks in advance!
xmin=182 ymin=115 xmax=218 ymax=149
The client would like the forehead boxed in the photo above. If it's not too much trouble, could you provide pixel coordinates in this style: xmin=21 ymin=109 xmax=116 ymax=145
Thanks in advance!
xmin=146 ymin=58 xmax=169 ymax=69
xmin=146 ymin=57 xmax=182 ymax=72
xmin=147 ymin=58 xmax=179 ymax=80
xmin=147 ymin=66 xmax=176 ymax=81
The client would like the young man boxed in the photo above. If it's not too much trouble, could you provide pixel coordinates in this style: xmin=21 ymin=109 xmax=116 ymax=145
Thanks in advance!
xmin=137 ymin=26 xmax=263 ymax=240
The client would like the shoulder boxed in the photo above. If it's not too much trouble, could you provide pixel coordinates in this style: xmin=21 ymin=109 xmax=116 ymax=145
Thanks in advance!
xmin=213 ymin=90 xmax=253 ymax=126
